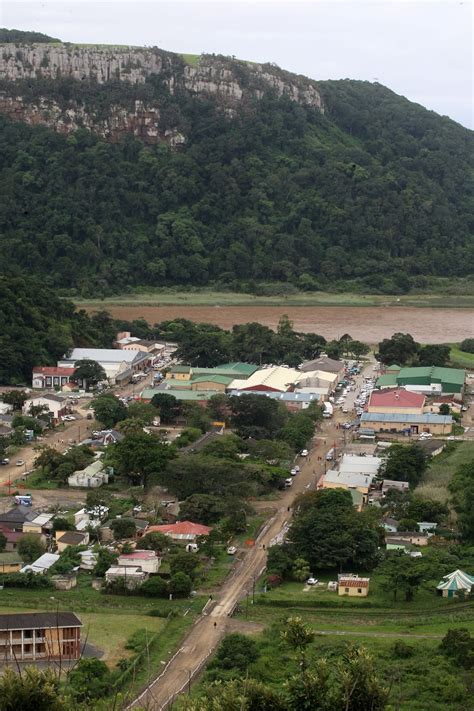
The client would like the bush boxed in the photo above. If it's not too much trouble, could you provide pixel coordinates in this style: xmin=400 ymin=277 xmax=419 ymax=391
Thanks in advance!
xmin=266 ymin=574 xmax=282 ymax=588
xmin=211 ymin=633 xmax=259 ymax=671
xmin=392 ymin=640 xmax=415 ymax=658
xmin=460 ymin=338 xmax=474 ymax=354
xmin=67 ymin=658 xmax=111 ymax=702
xmin=169 ymin=572 xmax=192 ymax=597
xmin=140 ymin=576 xmax=168 ymax=597
xmin=1 ymin=572 xmax=52 ymax=589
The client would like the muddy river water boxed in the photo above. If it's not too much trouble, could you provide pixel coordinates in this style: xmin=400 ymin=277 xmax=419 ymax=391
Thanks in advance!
xmin=82 ymin=304 xmax=474 ymax=344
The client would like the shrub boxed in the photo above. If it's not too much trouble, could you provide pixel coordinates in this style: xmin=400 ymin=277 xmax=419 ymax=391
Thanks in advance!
xmin=169 ymin=572 xmax=192 ymax=597
xmin=140 ymin=576 xmax=168 ymax=597
xmin=266 ymin=573 xmax=282 ymax=588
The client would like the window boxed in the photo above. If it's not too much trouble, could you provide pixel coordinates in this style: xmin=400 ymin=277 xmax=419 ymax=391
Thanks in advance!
xmin=345 ymin=587 xmax=349 ymax=593
xmin=24 ymin=629 xmax=33 ymax=638
xmin=23 ymin=644 xmax=32 ymax=654
xmin=357 ymin=588 xmax=362 ymax=593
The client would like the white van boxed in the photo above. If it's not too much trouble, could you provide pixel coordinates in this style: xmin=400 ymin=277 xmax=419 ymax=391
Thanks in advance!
xmin=326 ymin=448 xmax=335 ymax=461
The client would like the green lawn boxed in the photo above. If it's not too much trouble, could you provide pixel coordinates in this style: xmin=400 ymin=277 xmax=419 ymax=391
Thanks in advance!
xmin=181 ymin=53 xmax=200 ymax=66
xmin=416 ymin=441 xmax=474 ymax=503
xmin=449 ymin=345 xmax=474 ymax=368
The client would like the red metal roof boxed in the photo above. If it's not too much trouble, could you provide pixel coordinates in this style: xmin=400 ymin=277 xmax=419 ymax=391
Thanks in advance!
xmin=339 ymin=578 xmax=370 ymax=587
xmin=33 ymin=367 xmax=76 ymax=376
xmin=148 ymin=521 xmax=212 ymax=536
xmin=369 ymin=388 xmax=425 ymax=408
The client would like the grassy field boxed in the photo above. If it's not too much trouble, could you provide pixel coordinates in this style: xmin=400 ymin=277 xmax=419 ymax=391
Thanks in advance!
xmin=74 ymin=288 xmax=474 ymax=309
xmin=449 ymin=345 xmax=474 ymax=368
xmin=416 ymin=441 xmax=474 ymax=503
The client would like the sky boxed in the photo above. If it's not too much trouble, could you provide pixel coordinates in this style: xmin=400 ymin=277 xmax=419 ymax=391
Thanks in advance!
xmin=2 ymin=0 xmax=473 ymax=128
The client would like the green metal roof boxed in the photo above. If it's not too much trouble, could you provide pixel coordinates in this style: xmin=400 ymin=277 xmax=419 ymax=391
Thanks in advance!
xmin=387 ymin=364 xmax=401 ymax=370
xmin=376 ymin=374 xmax=398 ymax=387
xmin=191 ymin=375 xmax=233 ymax=385
xmin=398 ymin=366 xmax=465 ymax=384
xmin=142 ymin=388 xmax=214 ymax=401
xmin=216 ymin=362 xmax=259 ymax=375
xmin=168 ymin=365 xmax=191 ymax=374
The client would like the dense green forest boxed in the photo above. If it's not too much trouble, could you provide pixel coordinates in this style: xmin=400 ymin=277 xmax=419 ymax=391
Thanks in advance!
xmin=0 ymin=276 xmax=110 ymax=384
xmin=0 ymin=55 xmax=472 ymax=295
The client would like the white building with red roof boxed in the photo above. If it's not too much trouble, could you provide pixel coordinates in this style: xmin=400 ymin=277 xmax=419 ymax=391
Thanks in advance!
xmin=147 ymin=521 xmax=212 ymax=542
xmin=367 ymin=388 xmax=425 ymax=415
xmin=117 ymin=549 xmax=161 ymax=574
xmin=32 ymin=366 xmax=76 ymax=390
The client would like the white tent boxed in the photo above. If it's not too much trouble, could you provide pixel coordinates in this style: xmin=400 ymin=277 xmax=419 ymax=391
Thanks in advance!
xmin=436 ymin=569 xmax=474 ymax=597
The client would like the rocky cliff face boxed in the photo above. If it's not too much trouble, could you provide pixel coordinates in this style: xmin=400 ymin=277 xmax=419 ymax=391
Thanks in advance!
xmin=0 ymin=43 xmax=323 ymax=144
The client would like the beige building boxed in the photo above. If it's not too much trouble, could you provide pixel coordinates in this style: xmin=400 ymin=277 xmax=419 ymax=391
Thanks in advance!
xmin=360 ymin=412 xmax=452 ymax=435
xmin=0 ymin=552 xmax=23 ymax=573
xmin=0 ymin=612 xmax=82 ymax=661
xmin=338 ymin=575 xmax=370 ymax=597
xmin=367 ymin=388 xmax=425 ymax=415
xmin=56 ymin=530 xmax=89 ymax=552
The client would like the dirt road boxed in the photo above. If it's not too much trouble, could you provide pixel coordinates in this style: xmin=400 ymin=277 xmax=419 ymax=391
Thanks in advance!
xmin=129 ymin=413 xmax=349 ymax=709
xmin=128 ymin=361 xmax=376 ymax=710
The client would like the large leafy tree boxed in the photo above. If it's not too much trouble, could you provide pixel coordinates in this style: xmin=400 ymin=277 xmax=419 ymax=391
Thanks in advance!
xmin=229 ymin=394 xmax=287 ymax=439
xmin=377 ymin=333 xmax=419 ymax=365
xmin=108 ymin=430 xmax=175 ymax=487
xmin=71 ymin=359 xmax=106 ymax=389
xmin=91 ymin=393 xmax=128 ymax=428
xmin=288 ymin=489 xmax=381 ymax=571
xmin=378 ymin=443 xmax=429 ymax=488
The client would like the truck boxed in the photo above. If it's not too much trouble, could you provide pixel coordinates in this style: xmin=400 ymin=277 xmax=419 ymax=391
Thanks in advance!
xmin=323 ymin=402 xmax=333 ymax=418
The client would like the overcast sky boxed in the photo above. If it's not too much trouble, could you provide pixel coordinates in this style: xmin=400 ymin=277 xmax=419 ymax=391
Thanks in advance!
xmin=2 ymin=0 xmax=473 ymax=128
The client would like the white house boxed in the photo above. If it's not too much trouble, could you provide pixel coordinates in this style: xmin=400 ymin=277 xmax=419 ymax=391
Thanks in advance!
xmin=32 ymin=366 xmax=77 ymax=390
xmin=117 ymin=550 xmax=161 ymax=574
xmin=21 ymin=553 xmax=60 ymax=575
xmin=58 ymin=348 xmax=150 ymax=384
xmin=68 ymin=460 xmax=109 ymax=488
xmin=22 ymin=393 xmax=69 ymax=420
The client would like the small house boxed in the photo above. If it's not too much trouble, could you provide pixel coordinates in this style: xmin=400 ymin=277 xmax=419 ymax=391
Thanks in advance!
xmin=68 ymin=460 xmax=109 ymax=488
xmin=56 ymin=531 xmax=89 ymax=552
xmin=147 ymin=520 xmax=212 ymax=543
xmin=437 ymin=569 xmax=474 ymax=598
xmin=417 ymin=521 xmax=438 ymax=533
xmin=387 ymin=531 xmax=429 ymax=546
xmin=0 ymin=551 xmax=23 ymax=573
xmin=117 ymin=550 xmax=161 ymax=574
xmin=21 ymin=553 xmax=60 ymax=575
xmin=105 ymin=565 xmax=148 ymax=589
xmin=338 ymin=575 xmax=370 ymax=597
xmin=78 ymin=549 xmax=98 ymax=571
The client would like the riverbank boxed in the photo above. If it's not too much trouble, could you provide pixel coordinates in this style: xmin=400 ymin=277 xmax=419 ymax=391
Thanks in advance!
xmin=75 ymin=289 xmax=474 ymax=309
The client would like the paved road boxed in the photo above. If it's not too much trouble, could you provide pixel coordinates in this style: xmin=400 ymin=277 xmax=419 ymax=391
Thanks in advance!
xmin=126 ymin=369 xmax=372 ymax=710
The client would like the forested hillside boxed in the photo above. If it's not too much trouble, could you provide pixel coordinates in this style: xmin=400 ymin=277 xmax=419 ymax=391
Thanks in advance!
xmin=0 ymin=276 xmax=110 ymax=383
xmin=0 ymin=53 xmax=472 ymax=295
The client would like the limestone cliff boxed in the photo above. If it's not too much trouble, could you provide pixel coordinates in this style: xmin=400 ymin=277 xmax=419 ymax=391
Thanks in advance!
xmin=0 ymin=43 xmax=323 ymax=144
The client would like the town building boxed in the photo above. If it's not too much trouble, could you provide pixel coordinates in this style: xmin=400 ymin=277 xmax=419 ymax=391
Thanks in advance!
xmin=147 ymin=520 xmax=212 ymax=542
xmin=299 ymin=356 xmax=345 ymax=376
xmin=385 ymin=532 xmax=429 ymax=546
xmin=228 ymin=389 xmax=321 ymax=411
xmin=78 ymin=550 xmax=98 ymax=571
xmin=23 ymin=513 xmax=54 ymax=536
xmin=117 ymin=550 xmax=161 ymax=574
xmin=0 ymin=506 xmax=40 ymax=533
xmin=367 ymin=388 xmax=425 ymax=415
xmin=22 ymin=393 xmax=70 ymax=421
xmin=32 ymin=366 xmax=77 ymax=390
xmin=376 ymin=366 xmax=465 ymax=397
xmin=338 ymin=575 xmax=370 ymax=597
xmin=58 ymin=347 xmax=150 ymax=384
xmin=381 ymin=479 xmax=410 ymax=495
xmin=0 ymin=611 xmax=82 ymax=661
xmin=437 ymin=569 xmax=474 ymax=598
xmin=360 ymin=412 xmax=452 ymax=436
xmin=68 ymin=459 xmax=109 ymax=488
xmin=319 ymin=454 xmax=382 ymax=498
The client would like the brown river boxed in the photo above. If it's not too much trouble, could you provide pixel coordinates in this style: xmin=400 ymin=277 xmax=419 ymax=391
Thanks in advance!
xmin=82 ymin=305 xmax=474 ymax=344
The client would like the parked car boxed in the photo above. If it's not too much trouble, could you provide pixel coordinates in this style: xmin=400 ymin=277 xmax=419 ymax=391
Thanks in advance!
xmin=294 ymin=465 xmax=300 ymax=473
xmin=306 ymin=577 xmax=318 ymax=585
xmin=1 ymin=458 xmax=9 ymax=465
xmin=418 ymin=432 xmax=433 ymax=439
xmin=16 ymin=460 xmax=25 ymax=466
xmin=300 ymin=449 xmax=309 ymax=457
xmin=227 ymin=546 xmax=237 ymax=555
xmin=290 ymin=468 xmax=298 ymax=476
